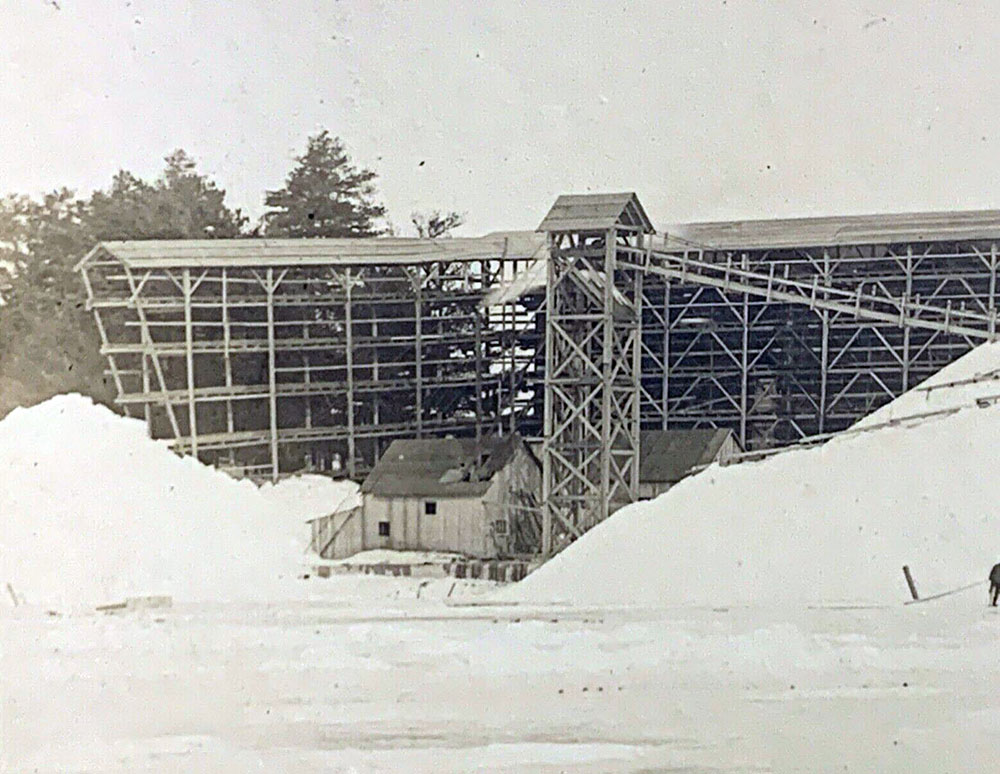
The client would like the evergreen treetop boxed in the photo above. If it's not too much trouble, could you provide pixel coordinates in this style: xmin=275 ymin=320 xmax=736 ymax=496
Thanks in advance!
xmin=264 ymin=131 xmax=386 ymax=238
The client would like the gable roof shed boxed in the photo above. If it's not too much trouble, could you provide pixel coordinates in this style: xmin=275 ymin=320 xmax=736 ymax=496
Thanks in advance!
xmin=361 ymin=435 xmax=534 ymax=498
xmin=639 ymin=428 xmax=736 ymax=485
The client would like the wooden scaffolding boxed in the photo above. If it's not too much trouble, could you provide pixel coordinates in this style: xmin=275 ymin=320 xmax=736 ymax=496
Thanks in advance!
xmin=78 ymin=194 xmax=1000 ymax=557
xmin=77 ymin=236 xmax=546 ymax=480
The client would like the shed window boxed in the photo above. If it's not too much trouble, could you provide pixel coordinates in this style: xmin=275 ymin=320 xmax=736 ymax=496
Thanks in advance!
xmin=493 ymin=520 xmax=508 ymax=535
xmin=378 ymin=521 xmax=390 ymax=537
xmin=424 ymin=501 xmax=437 ymax=515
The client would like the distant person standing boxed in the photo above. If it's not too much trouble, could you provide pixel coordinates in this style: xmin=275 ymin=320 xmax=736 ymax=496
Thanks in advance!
xmin=990 ymin=562 xmax=1000 ymax=607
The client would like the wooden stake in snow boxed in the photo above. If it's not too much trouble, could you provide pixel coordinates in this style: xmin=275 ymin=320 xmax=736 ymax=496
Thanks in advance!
xmin=903 ymin=565 xmax=919 ymax=601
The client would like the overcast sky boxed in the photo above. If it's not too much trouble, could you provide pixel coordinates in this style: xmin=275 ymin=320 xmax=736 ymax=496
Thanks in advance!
xmin=2 ymin=1 xmax=997 ymax=235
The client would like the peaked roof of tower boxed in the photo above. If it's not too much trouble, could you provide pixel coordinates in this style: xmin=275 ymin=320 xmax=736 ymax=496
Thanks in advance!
xmin=538 ymin=192 xmax=655 ymax=234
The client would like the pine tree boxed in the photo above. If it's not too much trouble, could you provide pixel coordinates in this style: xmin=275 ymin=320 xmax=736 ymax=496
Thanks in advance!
xmin=0 ymin=152 xmax=246 ymax=417
xmin=264 ymin=131 xmax=386 ymax=237
xmin=0 ymin=190 xmax=112 ymax=416
xmin=88 ymin=150 xmax=247 ymax=240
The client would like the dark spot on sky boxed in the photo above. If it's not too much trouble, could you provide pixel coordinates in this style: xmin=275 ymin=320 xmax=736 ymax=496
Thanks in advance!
xmin=418 ymin=160 xmax=425 ymax=167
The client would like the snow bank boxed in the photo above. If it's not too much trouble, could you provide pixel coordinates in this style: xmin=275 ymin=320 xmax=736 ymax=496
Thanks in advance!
xmin=506 ymin=343 xmax=1000 ymax=607
xmin=855 ymin=340 xmax=1000 ymax=428
xmin=0 ymin=394 xmax=358 ymax=609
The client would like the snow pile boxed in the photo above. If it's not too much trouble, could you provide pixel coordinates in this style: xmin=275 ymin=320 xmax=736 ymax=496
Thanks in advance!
xmin=855 ymin=340 xmax=1000 ymax=428
xmin=258 ymin=473 xmax=359 ymax=523
xmin=0 ymin=394 xmax=358 ymax=609
xmin=506 ymin=343 xmax=1000 ymax=607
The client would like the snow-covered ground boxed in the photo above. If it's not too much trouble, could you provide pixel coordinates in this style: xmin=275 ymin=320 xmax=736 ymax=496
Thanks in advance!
xmin=4 ymin=582 xmax=1000 ymax=772
xmin=6 ymin=341 xmax=1000 ymax=772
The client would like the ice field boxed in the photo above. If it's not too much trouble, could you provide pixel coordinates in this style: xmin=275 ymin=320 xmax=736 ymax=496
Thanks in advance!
xmin=6 ymin=344 xmax=1000 ymax=771
xmin=5 ymin=584 xmax=1000 ymax=772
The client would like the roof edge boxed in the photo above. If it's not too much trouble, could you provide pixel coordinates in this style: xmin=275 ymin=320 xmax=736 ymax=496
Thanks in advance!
xmin=538 ymin=192 xmax=655 ymax=234
xmin=73 ymin=244 xmax=105 ymax=273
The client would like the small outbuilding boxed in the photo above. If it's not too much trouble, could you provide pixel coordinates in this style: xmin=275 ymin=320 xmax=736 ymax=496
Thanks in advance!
xmin=309 ymin=429 xmax=738 ymax=561
xmin=638 ymin=428 xmax=739 ymax=499
xmin=310 ymin=435 xmax=542 ymax=560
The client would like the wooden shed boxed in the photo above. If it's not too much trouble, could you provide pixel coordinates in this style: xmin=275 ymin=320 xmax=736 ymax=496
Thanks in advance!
xmin=311 ymin=435 xmax=541 ymax=560
xmin=637 ymin=428 xmax=739 ymax=500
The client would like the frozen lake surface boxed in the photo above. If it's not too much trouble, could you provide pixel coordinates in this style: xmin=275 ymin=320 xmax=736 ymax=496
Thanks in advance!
xmin=4 ymin=577 xmax=998 ymax=773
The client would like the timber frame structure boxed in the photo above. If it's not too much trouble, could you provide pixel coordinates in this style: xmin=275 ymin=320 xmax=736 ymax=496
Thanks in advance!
xmin=77 ymin=236 xmax=546 ymax=481
xmin=634 ymin=217 xmax=1000 ymax=447
xmin=79 ymin=193 xmax=1000 ymax=556
xmin=538 ymin=194 xmax=651 ymax=554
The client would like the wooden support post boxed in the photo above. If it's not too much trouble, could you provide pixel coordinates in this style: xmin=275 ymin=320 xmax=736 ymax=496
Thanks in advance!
xmin=541 ymin=235 xmax=557 ymax=558
xmin=903 ymin=565 xmax=919 ymax=601
xmin=599 ymin=227 xmax=615 ymax=527
xmin=474 ymin=308 xmax=483 ymax=444
xmin=630 ymin=236 xmax=643 ymax=501
xmin=182 ymin=268 xmax=198 ymax=458
xmin=740 ymin=253 xmax=750 ymax=446
xmin=79 ymin=267 xmax=134 ymax=417
xmin=990 ymin=244 xmax=997 ymax=339
xmin=818 ymin=309 xmax=830 ymax=434
xmin=221 ymin=268 xmax=235 ymax=465
xmin=372 ymin=309 xmax=380 ymax=441
xmin=303 ymin=327 xmax=312 ymax=430
xmin=344 ymin=268 xmax=356 ymax=478
xmin=902 ymin=247 xmax=913 ymax=391
xmin=92 ymin=309 xmax=133 ymax=417
xmin=124 ymin=268 xmax=181 ymax=439
xmin=819 ymin=250 xmax=831 ymax=434
xmin=141 ymin=347 xmax=152 ymax=430
xmin=415 ymin=274 xmax=423 ymax=438
xmin=508 ymin=303 xmax=517 ymax=435
xmin=661 ymin=279 xmax=670 ymax=430
xmin=266 ymin=268 xmax=279 ymax=481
